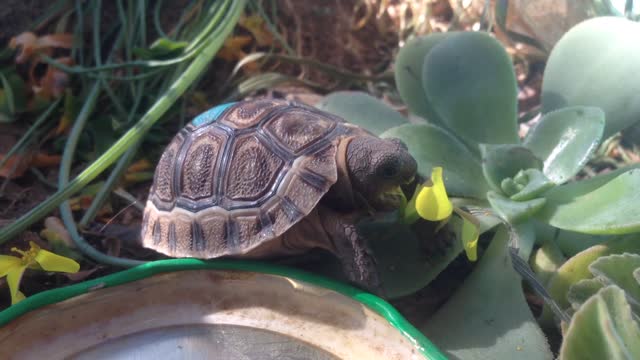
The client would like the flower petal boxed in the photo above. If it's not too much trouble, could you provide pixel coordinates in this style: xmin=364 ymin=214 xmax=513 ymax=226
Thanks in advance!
xmin=7 ymin=265 xmax=27 ymax=305
xmin=34 ymin=249 xmax=80 ymax=273
xmin=416 ymin=167 xmax=453 ymax=221
xmin=0 ymin=255 xmax=22 ymax=277
xmin=461 ymin=217 xmax=479 ymax=261
xmin=14 ymin=290 xmax=26 ymax=304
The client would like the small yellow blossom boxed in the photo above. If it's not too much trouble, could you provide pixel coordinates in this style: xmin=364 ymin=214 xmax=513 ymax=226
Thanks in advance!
xmin=0 ymin=242 xmax=80 ymax=305
xmin=416 ymin=167 xmax=453 ymax=221
xmin=405 ymin=167 xmax=479 ymax=262
xmin=455 ymin=209 xmax=480 ymax=262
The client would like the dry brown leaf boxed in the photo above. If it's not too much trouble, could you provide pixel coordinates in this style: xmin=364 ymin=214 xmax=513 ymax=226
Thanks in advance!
xmin=217 ymin=35 xmax=253 ymax=62
xmin=64 ymin=267 xmax=100 ymax=282
xmin=30 ymin=57 xmax=73 ymax=100
xmin=9 ymin=32 xmax=74 ymax=64
xmin=41 ymin=216 xmax=75 ymax=248
xmin=126 ymin=158 xmax=153 ymax=173
xmin=31 ymin=152 xmax=62 ymax=167
xmin=0 ymin=152 xmax=33 ymax=179
xmin=238 ymin=14 xmax=274 ymax=47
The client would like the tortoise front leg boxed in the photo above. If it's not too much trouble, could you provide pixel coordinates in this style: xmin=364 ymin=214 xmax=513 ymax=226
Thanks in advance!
xmin=319 ymin=208 xmax=382 ymax=295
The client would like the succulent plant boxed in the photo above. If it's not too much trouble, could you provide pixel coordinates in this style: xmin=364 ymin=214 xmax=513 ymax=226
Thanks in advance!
xmin=319 ymin=16 xmax=640 ymax=360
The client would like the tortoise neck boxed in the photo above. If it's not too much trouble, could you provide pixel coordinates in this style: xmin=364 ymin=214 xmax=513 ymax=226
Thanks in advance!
xmin=326 ymin=136 xmax=358 ymax=211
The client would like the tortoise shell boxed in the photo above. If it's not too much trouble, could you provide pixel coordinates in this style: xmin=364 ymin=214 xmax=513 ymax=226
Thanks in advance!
xmin=141 ymin=99 xmax=362 ymax=258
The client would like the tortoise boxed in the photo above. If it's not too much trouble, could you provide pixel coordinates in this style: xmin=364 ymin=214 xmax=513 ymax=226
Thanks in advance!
xmin=140 ymin=98 xmax=417 ymax=293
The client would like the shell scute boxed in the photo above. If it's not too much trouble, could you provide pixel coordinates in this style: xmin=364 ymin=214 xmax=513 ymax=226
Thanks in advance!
xmin=180 ymin=131 xmax=224 ymax=201
xmin=151 ymin=133 xmax=185 ymax=203
xmin=225 ymin=134 xmax=285 ymax=201
xmin=264 ymin=108 xmax=335 ymax=154
xmin=220 ymin=98 xmax=287 ymax=129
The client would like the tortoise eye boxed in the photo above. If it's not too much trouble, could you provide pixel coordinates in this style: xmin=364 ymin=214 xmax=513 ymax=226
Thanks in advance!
xmin=377 ymin=161 xmax=401 ymax=179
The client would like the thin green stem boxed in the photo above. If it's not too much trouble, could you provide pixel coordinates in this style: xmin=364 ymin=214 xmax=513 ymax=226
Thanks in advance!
xmin=79 ymin=146 xmax=139 ymax=227
xmin=58 ymin=82 xmax=142 ymax=266
xmin=0 ymin=0 xmax=246 ymax=246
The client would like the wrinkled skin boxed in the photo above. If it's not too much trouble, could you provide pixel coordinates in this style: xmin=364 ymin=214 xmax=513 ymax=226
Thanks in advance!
xmin=320 ymin=135 xmax=417 ymax=295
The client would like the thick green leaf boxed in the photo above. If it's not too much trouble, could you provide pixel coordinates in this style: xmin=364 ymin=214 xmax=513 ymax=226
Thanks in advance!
xmin=316 ymin=91 xmax=408 ymax=135
xmin=362 ymin=218 xmax=463 ymax=298
xmin=530 ymin=241 xmax=566 ymax=286
xmin=394 ymin=33 xmax=450 ymax=125
xmin=524 ymin=106 xmax=605 ymax=184
xmin=538 ymin=169 xmax=640 ymax=234
xmin=381 ymin=124 xmax=488 ymax=198
xmin=541 ymin=236 xmax=640 ymax=325
xmin=567 ymin=278 xmax=605 ymax=309
xmin=481 ymin=144 xmax=543 ymax=193
xmin=422 ymin=227 xmax=553 ymax=360
xmin=511 ymin=221 xmax=536 ymax=260
xmin=533 ymin=218 xmax=612 ymax=257
xmin=542 ymin=17 xmax=640 ymax=138
xmin=487 ymin=191 xmax=546 ymax=223
xmin=508 ymin=169 xmax=555 ymax=201
xmin=560 ymin=286 xmax=640 ymax=360
xmin=423 ymin=31 xmax=519 ymax=145
xmin=450 ymin=198 xmax=502 ymax=233
xmin=573 ymin=254 xmax=640 ymax=314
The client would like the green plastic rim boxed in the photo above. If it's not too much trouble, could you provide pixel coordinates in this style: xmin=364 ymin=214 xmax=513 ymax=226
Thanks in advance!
xmin=0 ymin=259 xmax=446 ymax=359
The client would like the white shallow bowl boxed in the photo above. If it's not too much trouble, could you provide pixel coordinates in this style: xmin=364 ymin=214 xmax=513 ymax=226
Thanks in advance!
xmin=0 ymin=268 xmax=430 ymax=360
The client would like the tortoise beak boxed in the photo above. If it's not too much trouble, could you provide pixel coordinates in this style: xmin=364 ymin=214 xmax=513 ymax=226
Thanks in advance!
xmin=376 ymin=186 xmax=407 ymax=211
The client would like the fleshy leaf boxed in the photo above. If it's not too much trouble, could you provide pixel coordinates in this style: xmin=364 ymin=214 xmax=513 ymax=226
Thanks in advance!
xmin=541 ymin=235 xmax=640 ymax=325
xmin=560 ymin=286 xmax=640 ymax=360
xmin=487 ymin=191 xmax=546 ymax=223
xmin=423 ymin=31 xmax=519 ymax=146
xmin=363 ymin=219 xmax=463 ymax=298
xmin=394 ymin=33 xmax=450 ymax=125
xmin=524 ymin=106 xmax=604 ymax=184
xmin=316 ymin=91 xmax=408 ymax=135
xmin=571 ymin=254 xmax=640 ymax=314
xmin=542 ymin=17 xmax=640 ymax=139
xmin=530 ymin=241 xmax=566 ymax=286
xmin=422 ymin=227 xmax=553 ymax=360
xmin=381 ymin=124 xmax=488 ymax=198
xmin=415 ymin=167 xmax=452 ymax=221
xmin=481 ymin=144 xmax=543 ymax=193
xmin=510 ymin=221 xmax=536 ymax=261
xmin=538 ymin=169 xmax=640 ymax=234
xmin=509 ymin=169 xmax=555 ymax=201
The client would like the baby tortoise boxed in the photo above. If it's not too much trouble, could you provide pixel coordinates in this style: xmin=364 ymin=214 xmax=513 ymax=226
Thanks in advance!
xmin=141 ymin=99 xmax=417 ymax=293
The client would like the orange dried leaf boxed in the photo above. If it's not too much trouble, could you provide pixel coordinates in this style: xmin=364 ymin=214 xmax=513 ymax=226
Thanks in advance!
xmin=126 ymin=158 xmax=153 ymax=173
xmin=123 ymin=171 xmax=154 ymax=184
xmin=31 ymin=57 xmax=73 ymax=100
xmin=10 ymin=32 xmax=73 ymax=64
xmin=217 ymin=35 xmax=253 ymax=62
xmin=31 ymin=153 xmax=62 ymax=167
xmin=9 ymin=32 xmax=38 ymax=64
xmin=239 ymin=14 xmax=274 ymax=47
xmin=0 ymin=152 xmax=33 ymax=179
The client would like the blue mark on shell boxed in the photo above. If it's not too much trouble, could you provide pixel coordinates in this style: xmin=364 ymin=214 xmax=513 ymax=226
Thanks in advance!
xmin=191 ymin=102 xmax=237 ymax=127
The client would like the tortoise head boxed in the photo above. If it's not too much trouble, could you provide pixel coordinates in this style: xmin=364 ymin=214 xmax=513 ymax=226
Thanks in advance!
xmin=346 ymin=136 xmax=417 ymax=212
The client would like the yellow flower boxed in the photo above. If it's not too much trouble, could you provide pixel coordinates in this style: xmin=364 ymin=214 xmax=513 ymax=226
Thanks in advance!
xmin=415 ymin=167 xmax=453 ymax=221
xmin=455 ymin=209 xmax=479 ymax=262
xmin=405 ymin=167 xmax=479 ymax=262
xmin=0 ymin=241 xmax=80 ymax=305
